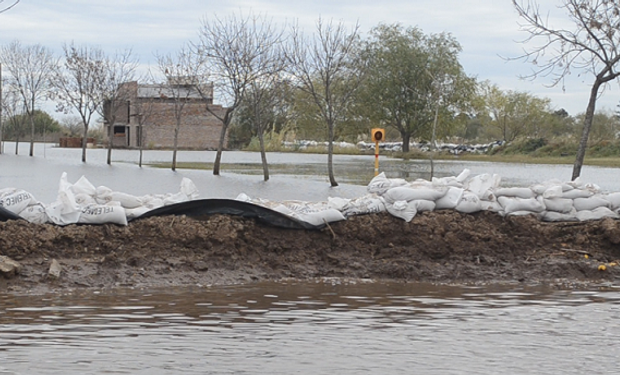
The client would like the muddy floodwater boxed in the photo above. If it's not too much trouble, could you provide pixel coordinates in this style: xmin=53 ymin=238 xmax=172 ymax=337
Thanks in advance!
xmin=2 ymin=282 xmax=620 ymax=374
xmin=3 ymin=143 xmax=620 ymax=373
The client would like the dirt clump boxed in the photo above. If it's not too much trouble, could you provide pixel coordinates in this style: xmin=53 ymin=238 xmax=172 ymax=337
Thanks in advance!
xmin=1 ymin=211 xmax=620 ymax=294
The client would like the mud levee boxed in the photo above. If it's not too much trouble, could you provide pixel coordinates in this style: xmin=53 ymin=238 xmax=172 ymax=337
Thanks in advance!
xmin=2 ymin=211 xmax=620 ymax=294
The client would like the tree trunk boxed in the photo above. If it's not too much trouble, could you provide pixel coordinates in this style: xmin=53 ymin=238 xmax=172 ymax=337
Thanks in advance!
xmin=81 ymin=124 xmax=89 ymax=163
xmin=28 ymin=113 xmax=34 ymax=157
xmin=401 ymin=132 xmax=411 ymax=153
xmin=328 ymin=122 xmax=338 ymax=187
xmin=139 ymin=123 xmax=144 ymax=168
xmin=572 ymin=80 xmax=601 ymax=181
xmin=258 ymin=130 xmax=270 ymax=181
xmin=213 ymin=121 xmax=228 ymax=176
xmin=172 ymin=125 xmax=179 ymax=171
xmin=107 ymin=123 xmax=112 ymax=165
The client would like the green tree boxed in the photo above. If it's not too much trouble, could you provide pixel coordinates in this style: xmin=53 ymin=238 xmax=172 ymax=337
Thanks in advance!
xmin=359 ymin=24 xmax=474 ymax=152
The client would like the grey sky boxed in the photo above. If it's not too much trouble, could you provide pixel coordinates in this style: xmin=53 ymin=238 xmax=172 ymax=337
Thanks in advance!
xmin=1 ymin=0 xmax=618 ymax=117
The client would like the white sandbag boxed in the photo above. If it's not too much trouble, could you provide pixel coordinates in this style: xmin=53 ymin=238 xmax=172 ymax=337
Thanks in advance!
xmin=333 ymin=195 xmax=386 ymax=217
xmin=543 ymin=198 xmax=574 ymax=213
xmin=505 ymin=210 xmax=543 ymax=218
xmin=456 ymin=169 xmax=471 ymax=183
xmin=180 ymin=178 xmax=200 ymax=200
xmin=78 ymin=204 xmax=128 ymax=225
xmin=46 ymin=172 xmax=81 ymax=225
xmin=71 ymin=175 xmax=96 ymax=196
xmin=18 ymin=203 xmax=49 ymax=224
xmin=327 ymin=197 xmax=350 ymax=211
xmin=541 ymin=210 xmax=578 ymax=222
xmin=383 ymin=186 xmax=447 ymax=204
xmin=367 ymin=172 xmax=407 ymax=195
xmin=385 ymin=200 xmax=417 ymax=222
xmin=431 ymin=176 xmax=463 ymax=188
xmin=0 ymin=189 xmax=35 ymax=214
xmin=480 ymin=199 xmax=503 ymax=213
xmin=531 ymin=179 xmax=572 ymax=196
xmin=562 ymin=189 xmax=594 ymax=199
xmin=125 ymin=206 xmax=152 ymax=220
xmin=604 ymin=192 xmax=620 ymax=210
xmin=407 ymin=179 xmax=434 ymax=189
xmin=498 ymin=196 xmax=545 ymax=214
xmin=141 ymin=197 xmax=164 ymax=210
xmin=296 ymin=209 xmax=346 ymax=226
xmin=455 ymin=191 xmax=482 ymax=214
xmin=494 ymin=187 xmax=535 ymax=199
xmin=74 ymin=193 xmax=97 ymax=207
xmin=576 ymin=207 xmax=619 ymax=222
xmin=573 ymin=196 xmax=610 ymax=211
xmin=94 ymin=186 xmax=114 ymax=205
xmin=106 ymin=192 xmax=143 ymax=209
xmin=465 ymin=173 xmax=500 ymax=200
xmin=163 ymin=192 xmax=189 ymax=206
xmin=542 ymin=185 xmax=564 ymax=199
xmin=413 ymin=199 xmax=436 ymax=212
xmin=434 ymin=187 xmax=464 ymax=210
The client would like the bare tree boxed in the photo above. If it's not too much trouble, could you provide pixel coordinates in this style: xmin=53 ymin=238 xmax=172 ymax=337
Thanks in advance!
xmin=287 ymin=18 xmax=365 ymax=186
xmin=512 ymin=0 xmax=620 ymax=180
xmin=194 ymin=11 xmax=286 ymax=176
xmin=53 ymin=43 xmax=106 ymax=162
xmin=0 ymin=41 xmax=56 ymax=156
xmin=98 ymin=49 xmax=138 ymax=165
xmin=0 ymin=0 xmax=19 ymax=13
xmin=131 ymin=78 xmax=157 ymax=168
xmin=156 ymin=46 xmax=199 ymax=171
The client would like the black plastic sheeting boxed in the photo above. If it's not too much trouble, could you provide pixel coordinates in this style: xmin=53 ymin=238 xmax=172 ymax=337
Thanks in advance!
xmin=1 ymin=199 xmax=324 ymax=230
xmin=131 ymin=199 xmax=322 ymax=230
xmin=0 ymin=206 xmax=21 ymax=222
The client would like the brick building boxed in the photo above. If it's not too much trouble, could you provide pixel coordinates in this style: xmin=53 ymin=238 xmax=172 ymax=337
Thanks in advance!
xmin=104 ymin=80 xmax=228 ymax=149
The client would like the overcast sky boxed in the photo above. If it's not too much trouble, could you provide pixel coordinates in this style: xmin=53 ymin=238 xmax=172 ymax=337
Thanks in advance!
xmin=1 ymin=0 xmax=618 ymax=117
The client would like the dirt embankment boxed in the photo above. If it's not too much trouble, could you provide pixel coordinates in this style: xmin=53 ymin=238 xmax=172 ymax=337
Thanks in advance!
xmin=2 ymin=211 xmax=620 ymax=294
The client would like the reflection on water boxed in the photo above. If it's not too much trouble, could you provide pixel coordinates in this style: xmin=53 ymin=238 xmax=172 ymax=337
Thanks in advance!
xmin=2 ymin=281 xmax=620 ymax=374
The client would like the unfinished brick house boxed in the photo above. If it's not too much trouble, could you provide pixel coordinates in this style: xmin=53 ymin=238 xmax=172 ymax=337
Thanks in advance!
xmin=104 ymin=79 xmax=228 ymax=149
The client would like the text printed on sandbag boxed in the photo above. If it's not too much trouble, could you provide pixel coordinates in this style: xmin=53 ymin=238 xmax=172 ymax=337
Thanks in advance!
xmin=0 ymin=193 xmax=31 ymax=208
xmin=82 ymin=206 xmax=116 ymax=216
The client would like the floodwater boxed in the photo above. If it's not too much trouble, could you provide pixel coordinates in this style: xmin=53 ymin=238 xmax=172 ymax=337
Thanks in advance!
xmin=3 ymin=142 xmax=620 ymax=374
xmin=2 ymin=281 xmax=620 ymax=374
xmin=3 ymin=142 xmax=620 ymax=205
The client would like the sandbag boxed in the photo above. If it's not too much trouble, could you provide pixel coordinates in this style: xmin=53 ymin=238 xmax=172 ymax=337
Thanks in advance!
xmin=180 ymin=178 xmax=200 ymax=200
xmin=333 ymin=195 xmax=386 ymax=217
xmin=46 ymin=173 xmax=81 ymax=225
xmin=541 ymin=185 xmax=564 ymax=199
xmin=498 ymin=196 xmax=545 ymax=214
xmin=576 ymin=207 xmax=618 ymax=222
xmin=71 ymin=175 xmax=97 ymax=196
xmin=367 ymin=172 xmax=408 ymax=195
xmin=455 ymin=191 xmax=482 ymax=214
xmin=383 ymin=186 xmax=447 ymax=204
xmin=541 ymin=210 xmax=578 ymax=222
xmin=604 ymin=192 xmax=620 ymax=210
xmin=465 ymin=173 xmax=500 ymax=200
xmin=385 ymin=200 xmax=417 ymax=222
xmin=573 ymin=196 xmax=610 ymax=211
xmin=78 ymin=204 xmax=128 ymax=225
xmin=494 ymin=187 xmax=535 ymax=199
xmin=562 ymin=189 xmax=594 ymax=199
xmin=0 ymin=189 xmax=35 ymax=214
xmin=295 ymin=208 xmax=346 ymax=226
xmin=480 ymin=199 xmax=503 ymax=213
xmin=434 ymin=187 xmax=464 ymax=210
xmin=18 ymin=203 xmax=49 ymax=224
xmin=412 ymin=199 xmax=436 ymax=212
xmin=543 ymin=198 xmax=574 ymax=213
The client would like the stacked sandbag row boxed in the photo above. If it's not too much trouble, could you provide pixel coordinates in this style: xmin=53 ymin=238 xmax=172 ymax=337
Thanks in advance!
xmin=236 ymin=193 xmax=347 ymax=226
xmin=366 ymin=170 xmax=620 ymax=223
xmin=3 ymin=173 xmax=199 ymax=226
